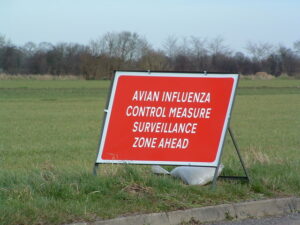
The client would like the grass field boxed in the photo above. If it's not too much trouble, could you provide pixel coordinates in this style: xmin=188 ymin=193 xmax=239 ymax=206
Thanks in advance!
xmin=0 ymin=78 xmax=300 ymax=225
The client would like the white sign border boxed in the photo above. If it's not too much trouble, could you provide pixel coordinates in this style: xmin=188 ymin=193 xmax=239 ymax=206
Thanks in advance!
xmin=96 ymin=71 xmax=239 ymax=167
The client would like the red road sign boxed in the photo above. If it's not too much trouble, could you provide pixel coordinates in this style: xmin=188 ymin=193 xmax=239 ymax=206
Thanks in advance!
xmin=96 ymin=71 xmax=238 ymax=166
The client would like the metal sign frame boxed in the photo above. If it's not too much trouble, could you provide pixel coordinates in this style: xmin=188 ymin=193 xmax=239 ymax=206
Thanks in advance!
xmin=93 ymin=70 xmax=249 ymax=187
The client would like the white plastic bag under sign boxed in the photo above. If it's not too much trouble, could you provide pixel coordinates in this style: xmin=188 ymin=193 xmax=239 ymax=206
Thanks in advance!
xmin=151 ymin=165 xmax=224 ymax=186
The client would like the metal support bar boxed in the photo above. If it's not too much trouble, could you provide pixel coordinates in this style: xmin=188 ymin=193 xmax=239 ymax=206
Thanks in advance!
xmin=212 ymin=165 xmax=221 ymax=190
xmin=219 ymin=175 xmax=249 ymax=180
xmin=93 ymin=163 xmax=99 ymax=176
xmin=212 ymin=127 xmax=250 ymax=189
xmin=228 ymin=127 xmax=250 ymax=182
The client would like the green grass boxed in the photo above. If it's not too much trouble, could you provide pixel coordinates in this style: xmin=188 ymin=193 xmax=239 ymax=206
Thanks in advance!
xmin=1 ymin=79 xmax=300 ymax=225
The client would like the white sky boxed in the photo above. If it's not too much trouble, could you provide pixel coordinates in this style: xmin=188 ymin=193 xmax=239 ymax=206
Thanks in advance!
xmin=1 ymin=0 xmax=300 ymax=52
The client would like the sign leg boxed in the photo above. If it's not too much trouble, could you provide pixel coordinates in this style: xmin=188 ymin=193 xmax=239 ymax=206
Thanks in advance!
xmin=228 ymin=127 xmax=250 ymax=182
xmin=212 ymin=127 xmax=250 ymax=189
xmin=211 ymin=165 xmax=221 ymax=189
xmin=93 ymin=163 xmax=99 ymax=176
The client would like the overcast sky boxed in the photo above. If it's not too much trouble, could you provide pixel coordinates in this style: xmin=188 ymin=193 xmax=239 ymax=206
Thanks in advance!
xmin=1 ymin=0 xmax=300 ymax=52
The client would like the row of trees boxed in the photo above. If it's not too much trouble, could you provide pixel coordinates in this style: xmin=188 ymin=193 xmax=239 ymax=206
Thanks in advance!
xmin=1 ymin=32 xmax=300 ymax=79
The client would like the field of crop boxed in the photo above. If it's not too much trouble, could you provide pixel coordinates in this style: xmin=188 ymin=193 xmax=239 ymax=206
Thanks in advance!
xmin=0 ymin=78 xmax=300 ymax=225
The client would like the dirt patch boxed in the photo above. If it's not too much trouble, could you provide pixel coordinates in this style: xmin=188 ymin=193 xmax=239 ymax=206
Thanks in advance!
xmin=241 ymin=72 xmax=275 ymax=80
xmin=122 ymin=183 xmax=153 ymax=196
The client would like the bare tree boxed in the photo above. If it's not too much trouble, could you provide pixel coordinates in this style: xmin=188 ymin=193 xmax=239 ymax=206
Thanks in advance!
xmin=246 ymin=41 xmax=274 ymax=61
xmin=190 ymin=36 xmax=208 ymax=70
xmin=293 ymin=40 xmax=300 ymax=55
xmin=90 ymin=31 xmax=148 ymax=61
xmin=277 ymin=45 xmax=298 ymax=75
xmin=208 ymin=36 xmax=230 ymax=55
xmin=0 ymin=35 xmax=6 ymax=48
xmin=22 ymin=42 xmax=37 ymax=56
xmin=163 ymin=36 xmax=179 ymax=58
xmin=190 ymin=36 xmax=207 ymax=56
xmin=38 ymin=42 xmax=54 ymax=53
xmin=0 ymin=34 xmax=11 ymax=48
xmin=138 ymin=49 xmax=169 ymax=71
xmin=0 ymin=31 xmax=299 ymax=78
xmin=89 ymin=31 xmax=149 ymax=77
